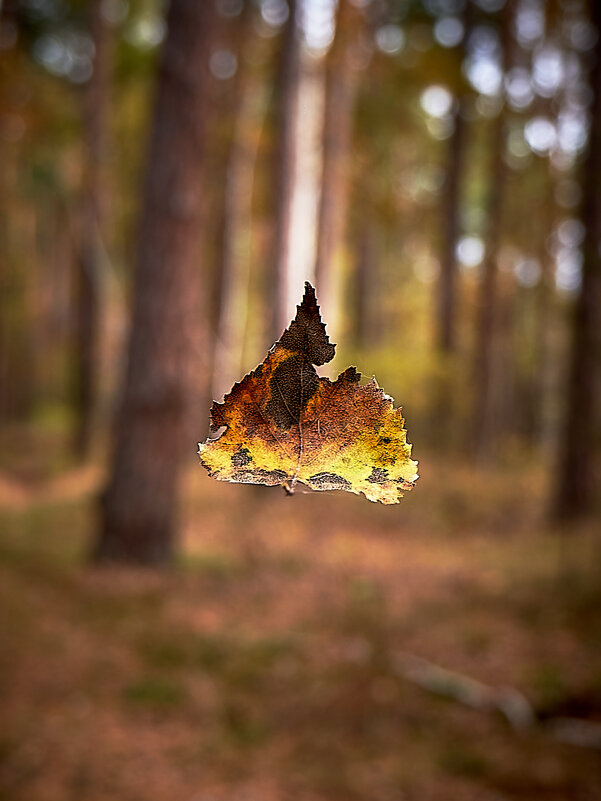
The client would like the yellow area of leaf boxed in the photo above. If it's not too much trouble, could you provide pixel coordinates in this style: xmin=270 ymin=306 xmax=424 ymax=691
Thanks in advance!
xmin=198 ymin=284 xmax=418 ymax=505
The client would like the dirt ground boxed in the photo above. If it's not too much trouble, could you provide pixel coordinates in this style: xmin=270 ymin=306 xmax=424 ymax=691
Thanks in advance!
xmin=1 ymin=432 xmax=601 ymax=801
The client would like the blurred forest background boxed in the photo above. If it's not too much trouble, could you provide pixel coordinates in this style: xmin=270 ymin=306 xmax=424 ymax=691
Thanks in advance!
xmin=1 ymin=0 xmax=601 ymax=798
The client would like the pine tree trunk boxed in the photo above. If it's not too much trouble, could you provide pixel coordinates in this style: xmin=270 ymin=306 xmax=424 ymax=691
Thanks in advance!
xmin=212 ymin=4 xmax=266 ymax=402
xmin=73 ymin=0 xmax=110 ymax=459
xmin=553 ymin=0 xmax=601 ymax=521
xmin=314 ymin=0 xmax=356 ymax=323
xmin=270 ymin=0 xmax=301 ymax=341
xmin=432 ymin=102 xmax=467 ymax=449
xmin=436 ymin=0 xmax=473 ymax=355
xmin=529 ymin=188 xmax=555 ymax=448
xmin=93 ymin=0 xmax=215 ymax=565
xmin=431 ymin=2 xmax=473 ymax=448
xmin=472 ymin=2 xmax=511 ymax=460
xmin=472 ymin=116 xmax=506 ymax=460
xmin=437 ymin=106 xmax=465 ymax=355
xmin=0 ymin=2 xmax=35 ymax=424
xmin=352 ymin=220 xmax=377 ymax=352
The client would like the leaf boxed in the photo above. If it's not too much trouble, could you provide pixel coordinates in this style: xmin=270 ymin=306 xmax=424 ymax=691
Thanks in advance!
xmin=198 ymin=283 xmax=418 ymax=504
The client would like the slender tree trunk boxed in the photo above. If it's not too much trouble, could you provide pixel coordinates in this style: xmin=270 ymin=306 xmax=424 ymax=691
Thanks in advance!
xmin=73 ymin=246 xmax=99 ymax=454
xmin=270 ymin=0 xmax=301 ymax=341
xmin=472 ymin=2 xmax=511 ymax=460
xmin=437 ymin=106 xmax=466 ymax=354
xmin=529 ymin=186 xmax=555 ymax=448
xmin=352 ymin=219 xmax=377 ymax=352
xmin=553 ymin=0 xmax=601 ymax=521
xmin=436 ymin=0 xmax=473 ymax=356
xmin=472 ymin=116 xmax=506 ymax=459
xmin=212 ymin=4 xmax=267 ymax=401
xmin=432 ymin=101 xmax=467 ymax=449
xmin=0 ymin=2 xmax=34 ymax=423
xmin=430 ymin=2 xmax=473 ymax=448
xmin=93 ymin=0 xmax=215 ymax=565
xmin=73 ymin=0 xmax=110 ymax=459
xmin=314 ymin=0 xmax=356 ymax=324
xmin=0 ymin=180 xmax=36 ymax=422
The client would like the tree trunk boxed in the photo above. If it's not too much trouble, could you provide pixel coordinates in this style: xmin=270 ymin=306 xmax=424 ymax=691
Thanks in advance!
xmin=527 ymin=186 xmax=555 ymax=449
xmin=437 ymin=106 xmax=466 ymax=355
xmin=0 ymin=181 xmax=36 ymax=423
xmin=352 ymin=219 xmax=378 ymax=352
xmin=0 ymin=2 xmax=35 ymax=424
xmin=436 ymin=0 xmax=473 ymax=356
xmin=73 ymin=243 xmax=99 ymax=456
xmin=93 ymin=0 xmax=215 ymax=564
xmin=314 ymin=0 xmax=356 ymax=325
xmin=472 ymin=2 xmax=511 ymax=461
xmin=432 ymin=96 xmax=467 ymax=449
xmin=471 ymin=118 xmax=506 ymax=460
xmin=72 ymin=0 xmax=110 ymax=459
xmin=269 ymin=0 xmax=301 ymax=341
xmin=430 ymin=2 xmax=473 ymax=448
xmin=212 ymin=4 xmax=267 ymax=402
xmin=553 ymin=0 xmax=601 ymax=521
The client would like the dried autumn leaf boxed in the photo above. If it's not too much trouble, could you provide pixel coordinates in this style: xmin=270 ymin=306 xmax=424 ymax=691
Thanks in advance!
xmin=198 ymin=283 xmax=418 ymax=504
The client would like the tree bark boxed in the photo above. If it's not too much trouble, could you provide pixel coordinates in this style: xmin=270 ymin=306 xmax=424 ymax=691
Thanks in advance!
xmin=0 ymin=2 xmax=35 ymax=423
xmin=314 ymin=0 xmax=356 ymax=324
xmin=472 ymin=118 xmax=506 ymax=460
xmin=472 ymin=1 xmax=511 ymax=460
xmin=553 ymin=0 xmax=601 ymax=521
xmin=527 ymin=186 xmax=555 ymax=448
xmin=352 ymin=219 xmax=378 ymax=352
xmin=432 ymin=89 xmax=467 ymax=449
xmin=437 ymin=106 xmax=466 ymax=354
xmin=72 ymin=0 xmax=110 ymax=459
xmin=93 ymin=0 xmax=215 ymax=564
xmin=269 ymin=0 xmax=301 ymax=341
xmin=436 ymin=1 xmax=473 ymax=356
xmin=429 ymin=2 xmax=474 ymax=448
xmin=212 ymin=3 xmax=267 ymax=402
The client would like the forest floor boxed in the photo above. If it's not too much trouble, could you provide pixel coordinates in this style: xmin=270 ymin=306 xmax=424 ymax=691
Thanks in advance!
xmin=1 ymin=426 xmax=601 ymax=801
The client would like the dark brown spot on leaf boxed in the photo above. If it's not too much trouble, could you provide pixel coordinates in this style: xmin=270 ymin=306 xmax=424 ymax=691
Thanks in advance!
xmin=308 ymin=472 xmax=352 ymax=490
xmin=232 ymin=468 xmax=288 ymax=485
xmin=367 ymin=467 xmax=389 ymax=484
xmin=266 ymin=355 xmax=319 ymax=430
xmin=231 ymin=448 xmax=252 ymax=467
